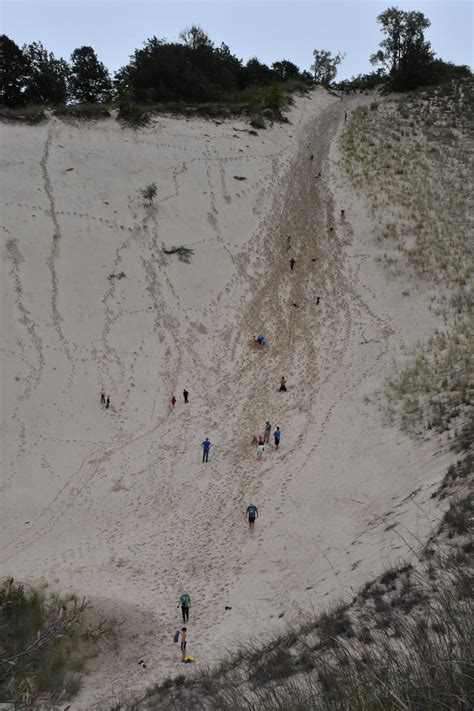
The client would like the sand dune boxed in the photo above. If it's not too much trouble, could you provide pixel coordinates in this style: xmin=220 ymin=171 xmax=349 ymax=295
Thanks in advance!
xmin=0 ymin=88 xmax=452 ymax=705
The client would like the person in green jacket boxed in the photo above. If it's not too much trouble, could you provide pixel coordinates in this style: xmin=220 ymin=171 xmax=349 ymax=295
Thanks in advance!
xmin=177 ymin=588 xmax=191 ymax=623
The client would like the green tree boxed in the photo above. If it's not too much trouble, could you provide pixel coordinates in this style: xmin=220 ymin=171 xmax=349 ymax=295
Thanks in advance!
xmin=178 ymin=25 xmax=213 ymax=51
xmin=69 ymin=46 xmax=112 ymax=103
xmin=370 ymin=6 xmax=434 ymax=89
xmin=311 ymin=49 xmax=345 ymax=86
xmin=271 ymin=60 xmax=300 ymax=81
xmin=0 ymin=35 xmax=30 ymax=107
xmin=23 ymin=42 xmax=70 ymax=104
xmin=243 ymin=57 xmax=274 ymax=86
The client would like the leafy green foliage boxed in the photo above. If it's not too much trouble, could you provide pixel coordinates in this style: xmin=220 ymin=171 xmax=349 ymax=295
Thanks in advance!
xmin=335 ymin=69 xmax=387 ymax=93
xmin=0 ymin=579 xmax=113 ymax=705
xmin=70 ymin=46 xmax=112 ymax=103
xmin=53 ymin=103 xmax=110 ymax=120
xmin=272 ymin=60 xmax=300 ymax=81
xmin=311 ymin=49 xmax=345 ymax=86
xmin=114 ymin=28 xmax=308 ymax=105
xmin=22 ymin=41 xmax=69 ymax=105
xmin=368 ymin=7 xmax=471 ymax=91
xmin=0 ymin=104 xmax=46 ymax=123
xmin=0 ymin=35 xmax=30 ymax=107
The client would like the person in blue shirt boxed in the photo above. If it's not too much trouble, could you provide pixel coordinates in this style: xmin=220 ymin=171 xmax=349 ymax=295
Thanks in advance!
xmin=202 ymin=438 xmax=212 ymax=462
xmin=274 ymin=426 xmax=281 ymax=449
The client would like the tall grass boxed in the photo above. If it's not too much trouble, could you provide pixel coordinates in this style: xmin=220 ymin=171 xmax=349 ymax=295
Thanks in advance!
xmin=341 ymin=78 xmax=473 ymax=438
xmin=103 ymin=551 xmax=473 ymax=710
xmin=0 ymin=579 xmax=114 ymax=707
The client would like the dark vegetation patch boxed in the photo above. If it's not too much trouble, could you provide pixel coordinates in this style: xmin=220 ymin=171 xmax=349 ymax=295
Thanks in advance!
xmin=0 ymin=579 xmax=114 ymax=707
xmin=0 ymin=105 xmax=46 ymax=124
xmin=53 ymin=103 xmax=110 ymax=120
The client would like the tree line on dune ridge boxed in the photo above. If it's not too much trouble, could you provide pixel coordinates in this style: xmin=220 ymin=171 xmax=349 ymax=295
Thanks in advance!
xmin=0 ymin=6 xmax=471 ymax=110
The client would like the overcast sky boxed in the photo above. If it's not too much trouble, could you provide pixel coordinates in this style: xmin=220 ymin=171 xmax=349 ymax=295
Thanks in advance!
xmin=2 ymin=1 xmax=473 ymax=81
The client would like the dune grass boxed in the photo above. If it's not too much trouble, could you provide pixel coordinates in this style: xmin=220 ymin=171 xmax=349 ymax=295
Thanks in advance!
xmin=102 ymin=542 xmax=472 ymax=710
xmin=341 ymin=78 xmax=473 ymax=439
xmin=0 ymin=105 xmax=47 ymax=124
xmin=0 ymin=579 xmax=115 ymax=707
xmin=53 ymin=103 xmax=111 ymax=120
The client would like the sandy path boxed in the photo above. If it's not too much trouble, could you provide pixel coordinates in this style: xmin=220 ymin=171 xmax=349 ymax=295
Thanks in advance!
xmin=0 ymin=91 xmax=451 ymax=706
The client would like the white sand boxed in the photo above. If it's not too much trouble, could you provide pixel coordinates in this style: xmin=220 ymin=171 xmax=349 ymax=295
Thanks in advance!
xmin=0 ymin=89 xmax=452 ymax=705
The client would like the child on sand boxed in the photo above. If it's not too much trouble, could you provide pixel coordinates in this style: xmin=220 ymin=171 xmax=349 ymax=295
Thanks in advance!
xmin=256 ymin=437 xmax=265 ymax=459
xmin=279 ymin=377 xmax=287 ymax=392
xmin=264 ymin=421 xmax=271 ymax=443
xmin=180 ymin=627 xmax=187 ymax=660
xmin=171 ymin=395 xmax=176 ymax=408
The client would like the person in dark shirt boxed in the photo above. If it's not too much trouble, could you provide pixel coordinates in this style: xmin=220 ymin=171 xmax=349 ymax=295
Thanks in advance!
xmin=246 ymin=503 xmax=258 ymax=529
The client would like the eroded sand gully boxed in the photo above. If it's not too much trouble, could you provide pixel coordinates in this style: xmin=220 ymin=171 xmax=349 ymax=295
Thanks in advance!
xmin=0 ymin=89 xmax=450 ymax=703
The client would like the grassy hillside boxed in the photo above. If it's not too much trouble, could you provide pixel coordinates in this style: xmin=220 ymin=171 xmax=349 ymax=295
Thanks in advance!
xmin=342 ymin=78 xmax=473 ymax=439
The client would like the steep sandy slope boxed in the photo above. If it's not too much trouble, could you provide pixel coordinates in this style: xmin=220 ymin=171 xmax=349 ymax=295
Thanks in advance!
xmin=0 ymin=89 xmax=452 ymax=705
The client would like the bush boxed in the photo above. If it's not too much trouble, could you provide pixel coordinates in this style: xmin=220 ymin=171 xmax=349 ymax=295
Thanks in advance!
xmin=53 ymin=103 xmax=110 ymax=120
xmin=117 ymin=97 xmax=150 ymax=127
xmin=140 ymin=183 xmax=157 ymax=205
xmin=0 ymin=104 xmax=46 ymax=123
xmin=249 ymin=116 xmax=266 ymax=129
xmin=0 ymin=578 xmax=114 ymax=706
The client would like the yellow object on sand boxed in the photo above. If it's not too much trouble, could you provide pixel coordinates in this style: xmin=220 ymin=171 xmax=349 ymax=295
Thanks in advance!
xmin=182 ymin=655 xmax=195 ymax=663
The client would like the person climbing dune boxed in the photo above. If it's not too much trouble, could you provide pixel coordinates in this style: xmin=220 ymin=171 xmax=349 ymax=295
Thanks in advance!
xmin=290 ymin=257 xmax=296 ymax=271
xmin=279 ymin=376 xmax=287 ymax=392
xmin=180 ymin=627 xmax=187 ymax=659
xmin=264 ymin=421 xmax=271 ymax=443
xmin=202 ymin=437 xmax=212 ymax=462
xmin=246 ymin=503 xmax=258 ymax=529
xmin=274 ymin=426 xmax=281 ymax=449
xmin=177 ymin=588 xmax=191 ymax=623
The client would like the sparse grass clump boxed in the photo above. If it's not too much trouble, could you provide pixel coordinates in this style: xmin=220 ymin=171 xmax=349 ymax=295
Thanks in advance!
xmin=117 ymin=98 xmax=150 ymax=127
xmin=53 ymin=103 xmax=111 ymax=120
xmin=140 ymin=182 xmax=157 ymax=206
xmin=0 ymin=105 xmax=47 ymax=124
